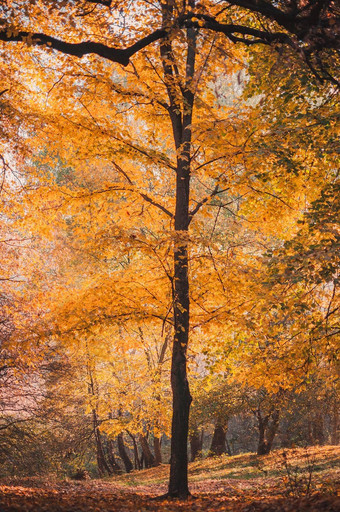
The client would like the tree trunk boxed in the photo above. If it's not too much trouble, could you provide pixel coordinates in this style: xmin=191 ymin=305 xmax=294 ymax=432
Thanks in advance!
xmin=160 ymin=0 xmax=196 ymax=498
xmin=154 ymin=436 xmax=162 ymax=466
xmin=210 ymin=424 xmax=227 ymax=456
xmin=226 ymin=437 xmax=232 ymax=456
xmin=257 ymin=413 xmax=267 ymax=456
xmin=190 ymin=429 xmax=202 ymax=461
xmin=139 ymin=434 xmax=156 ymax=468
xmin=107 ymin=438 xmax=122 ymax=474
xmin=331 ymin=397 xmax=339 ymax=445
xmin=87 ymin=360 xmax=112 ymax=476
xmin=93 ymin=410 xmax=112 ymax=476
xmin=140 ymin=452 xmax=145 ymax=469
xmin=168 ymin=338 xmax=192 ymax=496
xmin=265 ymin=409 xmax=280 ymax=452
xmin=117 ymin=433 xmax=133 ymax=473
xmin=127 ymin=431 xmax=141 ymax=470
xmin=312 ymin=412 xmax=325 ymax=445
xmin=257 ymin=409 xmax=280 ymax=455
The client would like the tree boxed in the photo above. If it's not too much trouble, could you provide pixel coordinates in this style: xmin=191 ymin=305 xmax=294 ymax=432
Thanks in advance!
xmin=0 ymin=1 xmax=338 ymax=81
xmin=0 ymin=0 xmax=338 ymax=499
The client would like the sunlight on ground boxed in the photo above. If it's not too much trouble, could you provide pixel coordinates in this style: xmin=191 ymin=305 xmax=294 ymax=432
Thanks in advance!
xmin=114 ymin=445 xmax=340 ymax=494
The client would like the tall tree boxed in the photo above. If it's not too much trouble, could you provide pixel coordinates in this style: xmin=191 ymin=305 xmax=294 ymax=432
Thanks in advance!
xmin=0 ymin=0 xmax=338 ymax=499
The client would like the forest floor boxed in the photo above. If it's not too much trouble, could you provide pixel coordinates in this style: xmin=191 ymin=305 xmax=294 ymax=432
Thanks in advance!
xmin=0 ymin=445 xmax=339 ymax=511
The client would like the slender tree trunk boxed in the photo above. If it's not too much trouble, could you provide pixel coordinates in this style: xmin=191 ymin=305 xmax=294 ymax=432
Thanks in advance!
xmin=160 ymin=0 xmax=197 ymax=498
xmin=307 ymin=418 xmax=313 ymax=445
xmin=331 ymin=397 xmax=339 ymax=445
xmin=86 ymin=357 xmax=112 ymax=476
xmin=127 ymin=431 xmax=141 ymax=470
xmin=140 ymin=452 xmax=145 ymax=469
xmin=226 ymin=437 xmax=232 ymax=456
xmin=139 ymin=434 xmax=156 ymax=468
xmin=92 ymin=409 xmax=112 ymax=476
xmin=117 ymin=433 xmax=133 ymax=473
xmin=265 ymin=409 xmax=280 ymax=452
xmin=257 ymin=412 xmax=268 ymax=456
xmin=153 ymin=0 xmax=199 ymax=497
xmin=190 ymin=429 xmax=202 ymax=461
xmin=107 ymin=438 xmax=122 ymax=474
xmin=210 ymin=424 xmax=227 ymax=456
xmin=154 ymin=436 xmax=162 ymax=465
xmin=257 ymin=409 xmax=280 ymax=455
xmin=312 ymin=412 xmax=325 ymax=445
xmin=168 ymin=240 xmax=192 ymax=495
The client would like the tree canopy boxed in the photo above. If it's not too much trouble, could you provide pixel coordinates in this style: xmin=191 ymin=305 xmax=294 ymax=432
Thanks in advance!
xmin=0 ymin=0 xmax=338 ymax=500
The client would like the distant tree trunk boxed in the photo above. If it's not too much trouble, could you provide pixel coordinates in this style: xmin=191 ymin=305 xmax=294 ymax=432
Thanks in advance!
xmin=210 ymin=424 xmax=227 ymax=456
xmin=92 ymin=410 xmax=112 ymax=476
xmin=117 ymin=433 xmax=133 ymax=473
xmin=139 ymin=434 xmax=156 ymax=468
xmin=312 ymin=412 xmax=325 ymax=445
xmin=190 ymin=429 xmax=202 ymax=461
xmin=331 ymin=398 xmax=339 ymax=445
xmin=226 ymin=437 xmax=232 ymax=456
xmin=257 ymin=409 xmax=280 ymax=455
xmin=140 ymin=452 xmax=145 ymax=469
xmin=87 ymin=360 xmax=112 ymax=476
xmin=307 ymin=418 xmax=313 ymax=445
xmin=127 ymin=431 xmax=141 ymax=470
xmin=107 ymin=439 xmax=122 ymax=474
xmin=154 ymin=436 xmax=162 ymax=466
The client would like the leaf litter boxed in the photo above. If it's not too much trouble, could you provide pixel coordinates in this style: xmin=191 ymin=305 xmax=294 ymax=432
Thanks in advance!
xmin=0 ymin=478 xmax=339 ymax=512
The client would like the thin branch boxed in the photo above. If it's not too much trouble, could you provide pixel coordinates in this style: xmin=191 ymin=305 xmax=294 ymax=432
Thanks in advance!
xmin=248 ymin=184 xmax=294 ymax=209
xmin=111 ymin=160 xmax=173 ymax=218
xmin=189 ymin=185 xmax=230 ymax=223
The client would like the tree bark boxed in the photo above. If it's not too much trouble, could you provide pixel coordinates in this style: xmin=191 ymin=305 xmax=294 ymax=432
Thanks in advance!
xmin=312 ymin=412 xmax=325 ymax=445
xmin=190 ymin=429 xmax=202 ymax=461
xmin=331 ymin=397 xmax=339 ymax=445
xmin=117 ymin=433 xmax=133 ymax=473
xmin=139 ymin=434 xmax=156 ymax=468
xmin=154 ymin=436 xmax=162 ymax=466
xmin=87 ymin=358 xmax=113 ymax=476
xmin=92 ymin=409 xmax=113 ymax=475
xmin=127 ymin=431 xmax=141 ymax=470
xmin=257 ymin=408 xmax=280 ymax=455
xmin=160 ymin=0 xmax=197 ymax=499
xmin=226 ymin=437 xmax=232 ymax=456
xmin=107 ymin=438 xmax=122 ymax=474
xmin=210 ymin=424 xmax=227 ymax=456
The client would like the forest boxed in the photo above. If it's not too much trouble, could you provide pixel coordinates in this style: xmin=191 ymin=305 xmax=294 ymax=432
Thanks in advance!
xmin=0 ymin=1 xmax=339 ymax=510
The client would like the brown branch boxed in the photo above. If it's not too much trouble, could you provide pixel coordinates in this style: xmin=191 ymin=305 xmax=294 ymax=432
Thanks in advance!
xmin=218 ymin=0 xmax=296 ymax=32
xmin=0 ymin=27 xmax=167 ymax=67
xmin=188 ymin=185 xmax=230 ymax=223
xmin=182 ymin=13 xmax=294 ymax=47
xmin=0 ymin=2 xmax=337 ymax=80
xmin=248 ymin=184 xmax=294 ymax=209
xmin=111 ymin=160 xmax=173 ymax=218
xmin=86 ymin=0 xmax=112 ymax=6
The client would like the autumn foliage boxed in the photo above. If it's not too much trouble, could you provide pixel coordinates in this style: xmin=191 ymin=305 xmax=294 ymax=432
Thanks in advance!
xmin=0 ymin=0 xmax=338 ymax=506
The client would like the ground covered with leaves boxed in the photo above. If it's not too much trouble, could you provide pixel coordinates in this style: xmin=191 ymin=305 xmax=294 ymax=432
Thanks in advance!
xmin=1 ymin=446 xmax=339 ymax=511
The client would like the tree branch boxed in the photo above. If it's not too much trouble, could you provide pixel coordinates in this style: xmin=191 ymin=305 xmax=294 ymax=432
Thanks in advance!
xmin=0 ymin=27 xmax=167 ymax=67
xmin=188 ymin=185 xmax=230 ymax=223
xmin=111 ymin=160 xmax=173 ymax=218
xmin=182 ymin=13 xmax=294 ymax=47
xmin=0 ymin=1 xmax=337 ymax=79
